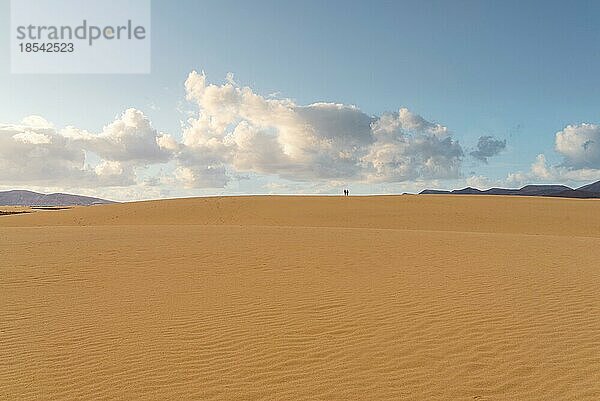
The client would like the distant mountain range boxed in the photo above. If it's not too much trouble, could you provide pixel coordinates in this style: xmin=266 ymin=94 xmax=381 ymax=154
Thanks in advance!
xmin=0 ymin=190 xmax=116 ymax=206
xmin=420 ymin=180 xmax=600 ymax=199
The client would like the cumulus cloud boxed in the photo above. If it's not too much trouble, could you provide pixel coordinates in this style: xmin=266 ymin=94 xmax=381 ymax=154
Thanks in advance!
xmin=66 ymin=108 xmax=176 ymax=164
xmin=507 ymin=154 xmax=600 ymax=185
xmin=470 ymin=135 xmax=506 ymax=163
xmin=555 ymin=123 xmax=600 ymax=168
xmin=0 ymin=111 xmax=170 ymax=188
xmin=174 ymin=165 xmax=229 ymax=189
xmin=0 ymin=118 xmax=91 ymax=186
xmin=365 ymin=111 xmax=463 ymax=182
xmin=0 ymin=70 xmax=470 ymax=192
xmin=179 ymin=70 xmax=464 ymax=187
xmin=508 ymin=123 xmax=600 ymax=185
xmin=465 ymin=175 xmax=495 ymax=189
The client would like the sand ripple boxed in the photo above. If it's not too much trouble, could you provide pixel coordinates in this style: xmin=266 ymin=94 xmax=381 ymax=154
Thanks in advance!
xmin=1 ymin=197 xmax=600 ymax=399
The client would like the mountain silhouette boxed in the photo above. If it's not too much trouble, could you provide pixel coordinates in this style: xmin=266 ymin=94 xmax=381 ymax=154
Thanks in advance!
xmin=0 ymin=190 xmax=115 ymax=206
xmin=420 ymin=181 xmax=600 ymax=199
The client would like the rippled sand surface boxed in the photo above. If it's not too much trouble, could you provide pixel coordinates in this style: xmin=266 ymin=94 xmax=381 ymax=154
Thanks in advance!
xmin=1 ymin=195 xmax=600 ymax=400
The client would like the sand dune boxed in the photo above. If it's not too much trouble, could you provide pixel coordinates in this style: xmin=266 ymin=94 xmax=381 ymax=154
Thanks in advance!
xmin=1 ymin=196 xmax=599 ymax=400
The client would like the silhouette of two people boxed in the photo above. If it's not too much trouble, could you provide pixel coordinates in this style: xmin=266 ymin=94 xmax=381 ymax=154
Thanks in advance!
xmin=343 ymin=189 xmax=349 ymax=196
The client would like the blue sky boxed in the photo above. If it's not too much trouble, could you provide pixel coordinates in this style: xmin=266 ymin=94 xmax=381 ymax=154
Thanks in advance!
xmin=2 ymin=0 xmax=600 ymax=200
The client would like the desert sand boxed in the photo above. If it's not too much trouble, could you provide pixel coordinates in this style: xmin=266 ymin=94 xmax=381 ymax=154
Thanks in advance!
xmin=1 ymin=195 xmax=599 ymax=400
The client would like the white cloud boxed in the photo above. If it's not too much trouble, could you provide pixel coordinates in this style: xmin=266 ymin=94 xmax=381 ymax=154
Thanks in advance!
xmin=465 ymin=175 xmax=494 ymax=189
xmin=0 ymin=110 xmax=169 ymax=188
xmin=555 ymin=123 xmax=600 ymax=168
xmin=180 ymin=70 xmax=464 ymax=186
xmin=0 ymin=70 xmax=474 ymax=193
xmin=20 ymin=115 xmax=54 ymax=129
xmin=94 ymin=160 xmax=135 ymax=183
xmin=365 ymin=110 xmax=463 ymax=182
xmin=507 ymin=154 xmax=600 ymax=185
xmin=507 ymin=123 xmax=600 ymax=185
xmin=174 ymin=165 xmax=228 ymax=189
xmin=12 ymin=131 xmax=52 ymax=145
xmin=68 ymin=108 xmax=175 ymax=164
xmin=0 ymin=121 xmax=88 ymax=185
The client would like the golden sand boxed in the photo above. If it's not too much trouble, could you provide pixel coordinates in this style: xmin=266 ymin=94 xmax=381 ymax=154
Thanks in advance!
xmin=1 ymin=195 xmax=599 ymax=400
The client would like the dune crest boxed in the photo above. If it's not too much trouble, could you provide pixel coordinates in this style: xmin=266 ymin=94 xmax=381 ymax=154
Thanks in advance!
xmin=2 ymin=195 xmax=600 ymax=237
